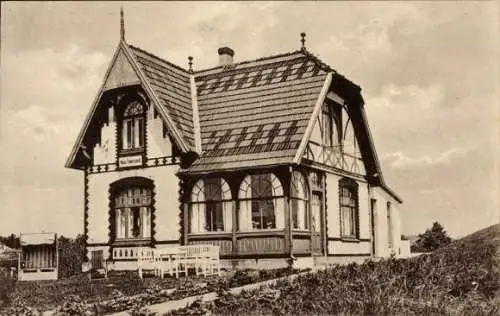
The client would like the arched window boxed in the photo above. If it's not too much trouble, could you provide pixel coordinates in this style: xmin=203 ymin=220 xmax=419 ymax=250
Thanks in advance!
xmin=238 ymin=173 xmax=284 ymax=231
xmin=190 ymin=178 xmax=232 ymax=233
xmin=339 ymin=178 xmax=359 ymax=238
xmin=122 ymin=101 xmax=145 ymax=151
xmin=291 ymin=171 xmax=309 ymax=230
xmin=112 ymin=183 xmax=152 ymax=240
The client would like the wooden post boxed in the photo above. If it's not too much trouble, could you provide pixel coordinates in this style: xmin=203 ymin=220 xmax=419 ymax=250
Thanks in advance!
xmin=232 ymin=201 xmax=237 ymax=254
xmin=288 ymin=166 xmax=293 ymax=257
xmin=308 ymin=171 xmax=314 ymax=254
xmin=55 ymin=233 xmax=59 ymax=278
xmin=321 ymin=173 xmax=328 ymax=256
xmin=183 ymin=203 xmax=189 ymax=246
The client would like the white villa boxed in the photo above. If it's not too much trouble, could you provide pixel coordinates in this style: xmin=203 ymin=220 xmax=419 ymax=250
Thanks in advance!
xmin=66 ymin=14 xmax=403 ymax=270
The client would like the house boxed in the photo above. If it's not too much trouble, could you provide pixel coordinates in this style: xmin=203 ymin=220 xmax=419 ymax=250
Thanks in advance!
xmin=65 ymin=11 xmax=403 ymax=270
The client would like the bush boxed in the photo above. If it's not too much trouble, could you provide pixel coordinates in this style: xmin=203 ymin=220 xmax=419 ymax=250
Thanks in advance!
xmin=167 ymin=224 xmax=500 ymax=315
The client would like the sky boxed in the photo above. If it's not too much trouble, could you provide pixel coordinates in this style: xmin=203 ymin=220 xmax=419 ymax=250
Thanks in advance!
xmin=1 ymin=1 xmax=498 ymax=239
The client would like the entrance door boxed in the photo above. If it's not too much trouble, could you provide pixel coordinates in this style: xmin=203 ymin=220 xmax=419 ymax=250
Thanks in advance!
xmin=370 ymin=199 xmax=377 ymax=256
xmin=311 ymin=192 xmax=323 ymax=254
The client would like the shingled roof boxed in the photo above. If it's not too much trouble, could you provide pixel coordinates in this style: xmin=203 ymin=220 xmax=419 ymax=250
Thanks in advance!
xmin=128 ymin=45 xmax=195 ymax=149
xmin=187 ymin=50 xmax=331 ymax=173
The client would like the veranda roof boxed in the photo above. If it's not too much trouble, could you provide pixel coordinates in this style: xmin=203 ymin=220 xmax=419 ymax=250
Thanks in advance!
xmin=20 ymin=233 xmax=56 ymax=246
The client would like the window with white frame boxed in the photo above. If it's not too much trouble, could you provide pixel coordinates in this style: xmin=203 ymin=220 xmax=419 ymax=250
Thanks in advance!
xmin=121 ymin=101 xmax=145 ymax=151
xmin=339 ymin=178 xmax=359 ymax=238
xmin=239 ymin=173 xmax=284 ymax=231
xmin=190 ymin=178 xmax=232 ymax=233
xmin=291 ymin=171 xmax=309 ymax=230
xmin=114 ymin=186 xmax=151 ymax=239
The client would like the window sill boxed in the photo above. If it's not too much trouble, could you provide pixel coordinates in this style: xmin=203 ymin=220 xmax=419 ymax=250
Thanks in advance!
xmin=188 ymin=232 xmax=232 ymax=238
xmin=340 ymin=236 xmax=361 ymax=243
xmin=113 ymin=238 xmax=151 ymax=246
xmin=119 ymin=148 xmax=144 ymax=156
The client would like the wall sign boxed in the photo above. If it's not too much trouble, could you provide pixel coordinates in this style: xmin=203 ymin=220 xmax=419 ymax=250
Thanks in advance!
xmin=119 ymin=155 xmax=143 ymax=168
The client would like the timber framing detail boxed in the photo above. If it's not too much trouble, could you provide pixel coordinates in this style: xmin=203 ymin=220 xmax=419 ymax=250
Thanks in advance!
xmin=86 ymin=156 xmax=176 ymax=174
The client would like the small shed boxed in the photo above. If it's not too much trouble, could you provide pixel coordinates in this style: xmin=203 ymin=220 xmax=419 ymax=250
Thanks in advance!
xmin=18 ymin=232 xmax=58 ymax=281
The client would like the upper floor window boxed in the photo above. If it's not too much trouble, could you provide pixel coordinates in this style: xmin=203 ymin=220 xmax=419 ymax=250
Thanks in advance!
xmin=322 ymin=105 xmax=333 ymax=147
xmin=322 ymin=102 xmax=341 ymax=147
xmin=122 ymin=101 xmax=145 ymax=151
xmin=339 ymin=178 xmax=359 ymax=238
xmin=239 ymin=173 xmax=284 ymax=231
xmin=190 ymin=178 xmax=232 ymax=233
xmin=291 ymin=171 xmax=309 ymax=230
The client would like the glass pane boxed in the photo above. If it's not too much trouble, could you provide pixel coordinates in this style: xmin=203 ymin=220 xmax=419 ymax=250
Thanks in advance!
xmin=251 ymin=174 xmax=272 ymax=198
xmin=137 ymin=118 xmax=144 ymax=147
xmin=204 ymin=178 xmax=222 ymax=201
xmin=126 ymin=120 xmax=132 ymax=149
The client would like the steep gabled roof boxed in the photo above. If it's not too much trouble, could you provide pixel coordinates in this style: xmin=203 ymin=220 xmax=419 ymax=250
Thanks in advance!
xmin=128 ymin=45 xmax=195 ymax=149
xmin=65 ymin=40 xmax=193 ymax=169
xmin=64 ymin=37 xmax=401 ymax=202
xmin=186 ymin=50 xmax=332 ymax=173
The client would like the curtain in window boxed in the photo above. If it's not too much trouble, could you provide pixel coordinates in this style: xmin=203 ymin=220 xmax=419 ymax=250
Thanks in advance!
xmin=190 ymin=185 xmax=206 ymax=233
xmin=238 ymin=173 xmax=284 ymax=231
xmin=223 ymin=201 xmax=232 ymax=232
xmin=291 ymin=171 xmax=309 ymax=230
xmin=311 ymin=193 xmax=321 ymax=232
xmin=274 ymin=198 xmax=285 ymax=229
xmin=142 ymin=207 xmax=151 ymax=238
xmin=190 ymin=178 xmax=231 ymax=233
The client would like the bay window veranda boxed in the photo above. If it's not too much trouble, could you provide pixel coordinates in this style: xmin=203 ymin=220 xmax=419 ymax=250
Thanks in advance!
xmin=186 ymin=170 xmax=321 ymax=256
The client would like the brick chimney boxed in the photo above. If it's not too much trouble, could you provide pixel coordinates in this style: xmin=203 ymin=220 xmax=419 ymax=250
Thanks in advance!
xmin=218 ymin=47 xmax=234 ymax=66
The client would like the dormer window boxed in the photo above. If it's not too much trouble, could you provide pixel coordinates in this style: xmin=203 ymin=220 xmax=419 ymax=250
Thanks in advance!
xmin=121 ymin=101 xmax=145 ymax=152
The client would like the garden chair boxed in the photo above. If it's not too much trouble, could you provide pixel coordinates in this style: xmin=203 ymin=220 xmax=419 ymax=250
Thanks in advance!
xmin=155 ymin=248 xmax=186 ymax=278
xmin=137 ymin=247 xmax=156 ymax=279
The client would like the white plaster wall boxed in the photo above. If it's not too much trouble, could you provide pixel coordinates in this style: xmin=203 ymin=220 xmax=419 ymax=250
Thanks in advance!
xmin=147 ymin=115 xmax=172 ymax=159
xmin=325 ymin=173 xmax=371 ymax=255
xmin=370 ymin=187 xmax=402 ymax=258
xmin=87 ymin=165 xmax=181 ymax=245
xmin=358 ymin=183 xmax=370 ymax=240
xmin=325 ymin=173 xmax=341 ymax=238
xmin=93 ymin=122 xmax=117 ymax=165
xmin=329 ymin=240 xmax=371 ymax=254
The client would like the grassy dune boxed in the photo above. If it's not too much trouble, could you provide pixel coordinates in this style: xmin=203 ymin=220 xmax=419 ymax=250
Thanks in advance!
xmin=170 ymin=224 xmax=500 ymax=315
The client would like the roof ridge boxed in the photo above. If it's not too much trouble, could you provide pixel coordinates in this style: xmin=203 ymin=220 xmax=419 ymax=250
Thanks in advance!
xmin=127 ymin=43 xmax=191 ymax=75
xmin=195 ymin=50 xmax=306 ymax=74
xmin=301 ymin=49 xmax=335 ymax=73
xmin=127 ymin=44 xmax=339 ymax=80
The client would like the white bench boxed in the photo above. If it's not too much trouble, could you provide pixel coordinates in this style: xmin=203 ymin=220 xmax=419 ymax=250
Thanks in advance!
xmin=137 ymin=245 xmax=220 ymax=279
xmin=179 ymin=245 xmax=220 ymax=276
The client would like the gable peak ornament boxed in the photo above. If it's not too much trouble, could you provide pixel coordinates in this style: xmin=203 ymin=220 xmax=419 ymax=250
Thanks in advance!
xmin=120 ymin=7 xmax=125 ymax=41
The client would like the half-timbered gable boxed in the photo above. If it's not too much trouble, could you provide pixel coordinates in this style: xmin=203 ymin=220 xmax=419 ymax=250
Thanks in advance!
xmin=66 ymin=15 xmax=403 ymax=270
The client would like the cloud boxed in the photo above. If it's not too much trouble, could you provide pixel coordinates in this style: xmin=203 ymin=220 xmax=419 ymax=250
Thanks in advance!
xmin=369 ymin=83 xmax=445 ymax=110
xmin=383 ymin=146 xmax=472 ymax=170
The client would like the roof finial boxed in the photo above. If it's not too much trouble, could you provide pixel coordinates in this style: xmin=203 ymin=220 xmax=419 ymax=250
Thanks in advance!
xmin=120 ymin=6 xmax=125 ymax=41
xmin=188 ymin=56 xmax=193 ymax=73
xmin=300 ymin=32 xmax=306 ymax=51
